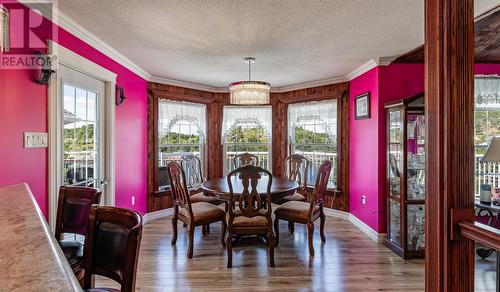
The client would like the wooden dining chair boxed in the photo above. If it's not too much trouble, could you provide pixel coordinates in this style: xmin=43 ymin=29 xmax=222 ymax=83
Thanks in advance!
xmin=167 ymin=161 xmax=227 ymax=259
xmin=82 ymin=205 xmax=143 ymax=292
xmin=233 ymin=152 xmax=259 ymax=168
xmin=278 ymin=154 xmax=310 ymax=232
xmin=181 ymin=154 xmax=225 ymax=235
xmin=55 ymin=186 xmax=102 ymax=282
xmin=274 ymin=160 xmax=332 ymax=256
xmin=181 ymin=154 xmax=225 ymax=206
xmin=226 ymin=165 xmax=275 ymax=268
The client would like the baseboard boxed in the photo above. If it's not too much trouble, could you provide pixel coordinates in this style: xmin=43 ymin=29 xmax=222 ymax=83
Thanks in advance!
xmin=142 ymin=207 xmax=386 ymax=244
xmin=348 ymin=213 xmax=386 ymax=243
xmin=143 ymin=208 xmax=174 ymax=223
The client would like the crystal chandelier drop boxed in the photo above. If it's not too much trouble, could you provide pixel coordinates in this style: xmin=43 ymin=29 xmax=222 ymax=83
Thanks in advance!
xmin=229 ymin=57 xmax=270 ymax=105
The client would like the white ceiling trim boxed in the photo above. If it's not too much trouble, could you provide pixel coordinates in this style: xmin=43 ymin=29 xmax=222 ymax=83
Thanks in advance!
xmin=149 ymin=76 xmax=227 ymax=92
xmin=150 ymin=75 xmax=349 ymax=93
xmin=21 ymin=0 xmax=396 ymax=92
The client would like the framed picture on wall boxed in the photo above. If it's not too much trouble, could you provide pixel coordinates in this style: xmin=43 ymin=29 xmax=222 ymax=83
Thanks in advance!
xmin=355 ymin=92 xmax=370 ymax=120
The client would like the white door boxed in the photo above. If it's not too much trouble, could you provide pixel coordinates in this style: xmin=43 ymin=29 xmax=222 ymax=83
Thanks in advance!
xmin=59 ymin=64 xmax=108 ymax=199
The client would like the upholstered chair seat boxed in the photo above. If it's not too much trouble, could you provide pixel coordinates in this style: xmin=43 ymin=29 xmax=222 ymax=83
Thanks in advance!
xmin=179 ymin=202 xmax=226 ymax=224
xmin=59 ymin=240 xmax=84 ymax=270
xmin=189 ymin=191 xmax=223 ymax=205
xmin=280 ymin=191 xmax=306 ymax=203
xmin=274 ymin=201 xmax=320 ymax=223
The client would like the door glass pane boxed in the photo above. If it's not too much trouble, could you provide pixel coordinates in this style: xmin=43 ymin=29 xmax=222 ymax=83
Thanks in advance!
xmin=63 ymin=84 xmax=99 ymax=187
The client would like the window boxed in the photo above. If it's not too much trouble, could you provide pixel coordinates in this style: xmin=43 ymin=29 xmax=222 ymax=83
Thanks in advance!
xmin=474 ymin=75 xmax=500 ymax=196
xmin=158 ymin=100 xmax=206 ymax=190
xmin=288 ymin=100 xmax=337 ymax=188
xmin=222 ymin=106 xmax=272 ymax=174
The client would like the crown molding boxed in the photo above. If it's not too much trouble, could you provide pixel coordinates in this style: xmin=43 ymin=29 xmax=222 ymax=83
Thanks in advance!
xmin=20 ymin=0 xmax=151 ymax=80
xmin=345 ymin=59 xmax=378 ymax=81
xmin=150 ymin=75 xmax=348 ymax=93
xmin=149 ymin=76 xmax=227 ymax=92
xmin=271 ymin=76 xmax=348 ymax=93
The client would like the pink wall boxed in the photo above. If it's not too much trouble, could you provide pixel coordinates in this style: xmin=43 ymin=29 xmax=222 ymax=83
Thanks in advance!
xmin=349 ymin=64 xmax=424 ymax=233
xmin=0 ymin=1 xmax=148 ymax=216
xmin=349 ymin=63 xmax=500 ymax=233
xmin=349 ymin=67 xmax=381 ymax=231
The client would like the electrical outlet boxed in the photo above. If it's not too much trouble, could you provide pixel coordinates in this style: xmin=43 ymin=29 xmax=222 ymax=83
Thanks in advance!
xmin=361 ymin=195 xmax=366 ymax=205
xmin=131 ymin=195 xmax=135 ymax=206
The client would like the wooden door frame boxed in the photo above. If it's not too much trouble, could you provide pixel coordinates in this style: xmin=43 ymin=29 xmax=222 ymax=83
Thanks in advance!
xmin=424 ymin=0 xmax=475 ymax=290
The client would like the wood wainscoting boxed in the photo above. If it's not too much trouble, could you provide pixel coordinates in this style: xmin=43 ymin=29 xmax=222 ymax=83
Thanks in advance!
xmin=147 ymin=82 xmax=350 ymax=213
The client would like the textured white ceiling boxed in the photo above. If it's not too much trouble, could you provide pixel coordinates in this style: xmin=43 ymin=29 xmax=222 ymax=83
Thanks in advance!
xmin=57 ymin=0 xmax=500 ymax=88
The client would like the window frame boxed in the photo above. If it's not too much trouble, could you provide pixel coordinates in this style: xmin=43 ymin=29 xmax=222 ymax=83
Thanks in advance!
xmin=221 ymin=105 xmax=273 ymax=175
xmin=286 ymin=99 xmax=340 ymax=191
xmin=151 ymin=95 xmax=209 ymax=195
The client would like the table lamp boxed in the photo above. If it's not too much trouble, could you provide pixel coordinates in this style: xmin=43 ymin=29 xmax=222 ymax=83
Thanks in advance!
xmin=480 ymin=137 xmax=500 ymax=204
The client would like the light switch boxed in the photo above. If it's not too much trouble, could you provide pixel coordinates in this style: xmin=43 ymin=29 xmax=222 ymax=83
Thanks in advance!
xmin=24 ymin=132 xmax=48 ymax=148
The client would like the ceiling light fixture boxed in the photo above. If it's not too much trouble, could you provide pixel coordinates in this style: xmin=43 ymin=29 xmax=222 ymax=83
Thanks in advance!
xmin=229 ymin=57 xmax=270 ymax=105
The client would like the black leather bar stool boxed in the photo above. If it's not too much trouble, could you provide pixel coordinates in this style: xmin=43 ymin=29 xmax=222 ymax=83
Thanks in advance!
xmin=82 ymin=205 xmax=143 ymax=292
xmin=55 ymin=186 xmax=102 ymax=281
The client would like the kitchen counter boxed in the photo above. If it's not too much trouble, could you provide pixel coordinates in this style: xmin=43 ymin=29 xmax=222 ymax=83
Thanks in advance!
xmin=0 ymin=183 xmax=82 ymax=291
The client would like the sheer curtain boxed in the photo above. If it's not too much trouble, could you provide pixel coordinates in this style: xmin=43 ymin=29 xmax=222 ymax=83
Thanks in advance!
xmin=158 ymin=99 xmax=206 ymax=140
xmin=221 ymin=106 xmax=272 ymax=142
xmin=475 ymin=75 xmax=500 ymax=107
xmin=288 ymin=100 xmax=337 ymax=142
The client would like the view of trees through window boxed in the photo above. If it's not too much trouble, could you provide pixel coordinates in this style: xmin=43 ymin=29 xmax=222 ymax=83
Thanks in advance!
xmin=157 ymin=100 xmax=206 ymax=190
xmin=474 ymin=109 xmax=500 ymax=196
xmin=288 ymin=100 xmax=338 ymax=188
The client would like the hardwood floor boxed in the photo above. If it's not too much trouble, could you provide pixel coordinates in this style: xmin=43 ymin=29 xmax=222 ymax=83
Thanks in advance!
xmin=95 ymin=214 xmax=495 ymax=291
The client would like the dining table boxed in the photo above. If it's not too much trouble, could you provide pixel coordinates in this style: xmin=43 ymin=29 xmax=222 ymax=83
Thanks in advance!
xmin=201 ymin=175 xmax=299 ymax=203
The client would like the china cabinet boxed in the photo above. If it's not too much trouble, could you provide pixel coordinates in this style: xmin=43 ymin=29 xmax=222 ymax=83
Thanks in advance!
xmin=384 ymin=93 xmax=425 ymax=259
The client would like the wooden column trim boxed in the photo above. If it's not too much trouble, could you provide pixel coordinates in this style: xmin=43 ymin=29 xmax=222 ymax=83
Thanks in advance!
xmin=425 ymin=0 xmax=475 ymax=291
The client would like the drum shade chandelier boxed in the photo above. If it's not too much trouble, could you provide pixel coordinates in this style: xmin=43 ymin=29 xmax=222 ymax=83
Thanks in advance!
xmin=229 ymin=57 xmax=270 ymax=105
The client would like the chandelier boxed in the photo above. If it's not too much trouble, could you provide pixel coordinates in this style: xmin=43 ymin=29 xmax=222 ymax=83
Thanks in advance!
xmin=229 ymin=57 xmax=270 ymax=105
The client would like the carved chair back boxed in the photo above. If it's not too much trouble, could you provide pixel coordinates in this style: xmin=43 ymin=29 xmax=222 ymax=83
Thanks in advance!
xmin=55 ymin=186 xmax=102 ymax=240
xmin=167 ymin=162 xmax=193 ymax=216
xmin=82 ymin=206 xmax=143 ymax=292
xmin=233 ymin=152 xmax=259 ymax=168
xmin=310 ymin=160 xmax=332 ymax=208
xmin=283 ymin=154 xmax=310 ymax=192
xmin=181 ymin=154 xmax=204 ymax=191
xmin=227 ymin=165 xmax=272 ymax=219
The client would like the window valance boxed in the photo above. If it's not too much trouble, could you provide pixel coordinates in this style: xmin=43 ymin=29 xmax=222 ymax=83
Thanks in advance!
xmin=288 ymin=100 xmax=337 ymax=143
xmin=221 ymin=106 xmax=272 ymax=143
xmin=475 ymin=75 xmax=500 ymax=107
xmin=158 ymin=99 xmax=206 ymax=140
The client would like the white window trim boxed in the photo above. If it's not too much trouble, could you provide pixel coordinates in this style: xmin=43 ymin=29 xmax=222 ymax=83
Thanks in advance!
xmin=221 ymin=106 xmax=273 ymax=175
xmin=48 ymin=40 xmax=117 ymax=231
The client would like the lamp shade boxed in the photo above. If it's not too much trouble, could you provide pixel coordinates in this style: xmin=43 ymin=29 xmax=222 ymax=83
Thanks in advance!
xmin=482 ymin=137 xmax=500 ymax=163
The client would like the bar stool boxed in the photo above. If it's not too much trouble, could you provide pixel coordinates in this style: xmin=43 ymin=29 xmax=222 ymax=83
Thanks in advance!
xmin=82 ymin=206 xmax=143 ymax=292
xmin=55 ymin=186 xmax=102 ymax=281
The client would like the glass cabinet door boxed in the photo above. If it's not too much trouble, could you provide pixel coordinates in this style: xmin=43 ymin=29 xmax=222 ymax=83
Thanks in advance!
xmin=388 ymin=108 xmax=402 ymax=244
xmin=406 ymin=113 xmax=425 ymax=251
